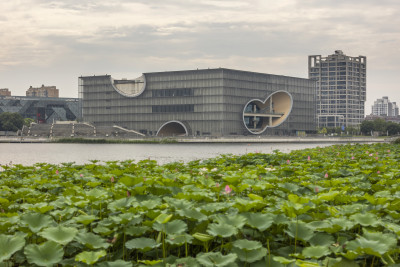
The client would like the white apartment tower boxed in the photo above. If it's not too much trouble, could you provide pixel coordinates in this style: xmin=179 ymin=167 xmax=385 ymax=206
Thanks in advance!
xmin=372 ymin=96 xmax=399 ymax=116
xmin=308 ymin=50 xmax=366 ymax=128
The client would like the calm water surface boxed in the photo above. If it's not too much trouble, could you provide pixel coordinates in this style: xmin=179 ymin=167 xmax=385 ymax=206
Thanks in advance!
xmin=0 ymin=143 xmax=334 ymax=166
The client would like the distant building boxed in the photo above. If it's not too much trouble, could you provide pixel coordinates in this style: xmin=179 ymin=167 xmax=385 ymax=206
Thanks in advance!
xmin=0 ymin=95 xmax=80 ymax=123
xmin=371 ymin=96 xmax=399 ymax=117
xmin=0 ymin=88 xmax=11 ymax=96
xmin=309 ymin=50 xmax=367 ymax=128
xmin=26 ymin=85 xmax=59 ymax=98
xmin=79 ymin=68 xmax=316 ymax=136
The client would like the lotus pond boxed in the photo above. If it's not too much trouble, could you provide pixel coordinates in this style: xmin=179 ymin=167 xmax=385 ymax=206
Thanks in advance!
xmin=0 ymin=143 xmax=400 ymax=267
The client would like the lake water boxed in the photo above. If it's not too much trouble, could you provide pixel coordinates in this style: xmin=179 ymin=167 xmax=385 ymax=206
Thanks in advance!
xmin=0 ymin=143 xmax=338 ymax=166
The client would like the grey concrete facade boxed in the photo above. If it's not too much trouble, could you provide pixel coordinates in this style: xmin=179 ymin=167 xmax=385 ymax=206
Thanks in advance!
xmin=79 ymin=68 xmax=316 ymax=136
xmin=309 ymin=50 xmax=367 ymax=128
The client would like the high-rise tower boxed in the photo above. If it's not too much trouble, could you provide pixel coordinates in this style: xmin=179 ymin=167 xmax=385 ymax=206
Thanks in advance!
xmin=308 ymin=50 xmax=366 ymax=128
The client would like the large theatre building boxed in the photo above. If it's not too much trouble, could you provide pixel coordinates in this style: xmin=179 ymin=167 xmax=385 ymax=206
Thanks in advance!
xmin=79 ymin=68 xmax=316 ymax=136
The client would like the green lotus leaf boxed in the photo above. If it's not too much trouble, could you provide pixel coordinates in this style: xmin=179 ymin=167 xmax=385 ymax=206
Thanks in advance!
xmin=213 ymin=214 xmax=246 ymax=229
xmin=85 ymin=188 xmax=107 ymax=200
xmin=154 ymin=213 xmax=173 ymax=224
xmin=93 ymin=225 xmax=115 ymax=236
xmin=161 ymin=220 xmax=188 ymax=235
xmin=75 ymin=250 xmax=106 ymax=265
xmin=207 ymin=223 xmax=238 ymax=238
xmin=39 ymin=225 xmax=78 ymax=245
xmin=232 ymin=246 xmax=267 ymax=263
xmin=302 ymin=245 xmax=331 ymax=259
xmin=307 ymin=221 xmax=331 ymax=230
xmin=0 ymin=233 xmax=26 ymax=262
xmin=362 ymin=231 xmax=397 ymax=249
xmin=200 ymin=202 xmax=231 ymax=213
xmin=30 ymin=202 xmax=54 ymax=214
xmin=329 ymin=218 xmax=355 ymax=231
xmin=176 ymin=208 xmax=208 ymax=221
xmin=164 ymin=197 xmax=194 ymax=210
xmin=272 ymin=256 xmax=296 ymax=265
xmin=124 ymin=225 xmax=151 ymax=236
xmin=243 ymin=212 xmax=274 ymax=231
xmin=110 ymin=213 xmax=140 ymax=225
xmin=350 ymin=213 xmax=380 ymax=227
xmin=74 ymin=214 xmax=98 ymax=225
xmin=108 ymin=198 xmax=136 ymax=212
xmin=20 ymin=213 xmax=54 ymax=233
xmin=137 ymin=259 xmax=163 ymax=265
xmin=173 ymin=257 xmax=200 ymax=267
xmin=96 ymin=260 xmax=133 ymax=267
xmin=285 ymin=222 xmax=314 ymax=242
xmin=308 ymin=232 xmax=335 ymax=247
xmin=346 ymin=236 xmax=390 ymax=257
xmin=24 ymin=241 xmax=63 ymax=267
xmin=141 ymin=199 xmax=162 ymax=210
xmin=166 ymin=233 xmax=194 ymax=246
xmin=295 ymin=259 xmax=321 ymax=267
xmin=74 ymin=232 xmax=110 ymax=249
xmin=192 ymin=233 xmax=214 ymax=242
xmin=196 ymin=252 xmax=238 ymax=267
xmin=125 ymin=237 xmax=159 ymax=252
xmin=233 ymin=239 xmax=263 ymax=251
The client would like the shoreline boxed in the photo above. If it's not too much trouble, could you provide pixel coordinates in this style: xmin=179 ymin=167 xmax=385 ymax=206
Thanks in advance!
xmin=0 ymin=136 xmax=391 ymax=144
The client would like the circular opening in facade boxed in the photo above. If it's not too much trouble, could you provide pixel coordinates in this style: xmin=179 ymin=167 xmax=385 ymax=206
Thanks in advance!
xmin=156 ymin=121 xmax=188 ymax=137
xmin=243 ymin=91 xmax=293 ymax=134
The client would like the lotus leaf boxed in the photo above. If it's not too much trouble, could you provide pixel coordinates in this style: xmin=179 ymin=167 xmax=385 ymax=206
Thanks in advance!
xmin=125 ymin=237 xmax=160 ymax=252
xmin=74 ymin=214 xmax=98 ymax=225
xmin=75 ymin=250 xmax=106 ymax=265
xmin=173 ymin=257 xmax=200 ymax=267
xmin=24 ymin=241 xmax=63 ymax=267
xmin=74 ymin=232 xmax=110 ymax=249
xmin=233 ymin=239 xmax=263 ymax=250
xmin=96 ymin=260 xmax=133 ymax=267
xmin=207 ymin=223 xmax=238 ymax=238
xmin=20 ymin=213 xmax=54 ymax=233
xmin=191 ymin=232 xmax=213 ymax=242
xmin=154 ymin=213 xmax=173 ymax=224
xmin=176 ymin=208 xmax=208 ymax=221
xmin=285 ymin=222 xmax=314 ymax=242
xmin=302 ymin=245 xmax=331 ymax=259
xmin=0 ymin=233 xmax=26 ymax=262
xmin=346 ymin=236 xmax=391 ymax=257
xmin=232 ymin=246 xmax=267 ymax=263
xmin=39 ymin=225 xmax=78 ymax=245
xmin=273 ymin=256 xmax=296 ymax=265
xmin=196 ymin=252 xmax=238 ymax=267
xmin=166 ymin=233 xmax=193 ymax=246
xmin=350 ymin=213 xmax=381 ymax=227
xmin=213 ymin=214 xmax=246 ymax=228
xmin=243 ymin=212 xmax=274 ymax=231
xmin=125 ymin=225 xmax=151 ymax=236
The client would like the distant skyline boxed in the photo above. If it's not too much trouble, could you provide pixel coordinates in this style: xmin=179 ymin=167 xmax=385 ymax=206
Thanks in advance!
xmin=1 ymin=0 xmax=399 ymax=114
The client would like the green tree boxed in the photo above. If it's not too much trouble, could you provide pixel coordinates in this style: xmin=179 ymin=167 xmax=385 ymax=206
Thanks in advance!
xmin=0 ymin=112 xmax=25 ymax=131
xmin=24 ymin=118 xmax=35 ymax=127
xmin=373 ymin=118 xmax=387 ymax=132
xmin=360 ymin=120 xmax=374 ymax=135
xmin=386 ymin=122 xmax=400 ymax=136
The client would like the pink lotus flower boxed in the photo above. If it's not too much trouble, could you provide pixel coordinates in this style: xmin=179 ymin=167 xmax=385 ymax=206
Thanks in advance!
xmin=286 ymin=159 xmax=290 ymax=164
xmin=315 ymin=187 xmax=319 ymax=193
xmin=324 ymin=173 xmax=329 ymax=178
xmin=216 ymin=183 xmax=220 ymax=187
xmin=388 ymin=150 xmax=391 ymax=153
xmin=351 ymin=156 xmax=355 ymax=160
xmin=56 ymin=170 xmax=59 ymax=175
xmin=80 ymin=174 xmax=83 ymax=177
xmin=366 ymin=151 xmax=369 ymax=154
xmin=307 ymin=156 xmax=311 ymax=161
xmin=127 ymin=190 xmax=131 ymax=197
xmin=375 ymin=157 xmax=378 ymax=160
xmin=224 ymin=185 xmax=232 ymax=194
xmin=377 ymin=171 xmax=381 ymax=174
xmin=369 ymin=154 xmax=373 ymax=157
xmin=110 ymin=176 xmax=115 ymax=183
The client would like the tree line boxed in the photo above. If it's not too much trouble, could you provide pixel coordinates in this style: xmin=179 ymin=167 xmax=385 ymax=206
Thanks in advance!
xmin=360 ymin=118 xmax=400 ymax=136
xmin=0 ymin=112 xmax=32 ymax=132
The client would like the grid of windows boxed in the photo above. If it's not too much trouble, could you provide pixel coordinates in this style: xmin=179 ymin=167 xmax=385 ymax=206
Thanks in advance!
xmin=152 ymin=88 xmax=194 ymax=97
xmin=152 ymin=104 xmax=194 ymax=113
xmin=308 ymin=50 xmax=366 ymax=128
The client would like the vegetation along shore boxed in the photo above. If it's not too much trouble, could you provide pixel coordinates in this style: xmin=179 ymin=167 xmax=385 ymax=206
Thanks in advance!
xmin=0 ymin=142 xmax=400 ymax=266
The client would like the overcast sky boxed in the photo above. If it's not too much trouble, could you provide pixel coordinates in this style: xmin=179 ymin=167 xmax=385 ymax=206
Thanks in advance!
xmin=1 ymin=0 xmax=399 ymax=113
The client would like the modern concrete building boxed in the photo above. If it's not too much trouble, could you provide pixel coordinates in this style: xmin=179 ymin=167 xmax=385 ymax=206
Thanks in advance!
xmin=371 ymin=96 xmax=399 ymax=117
xmin=79 ymin=68 xmax=316 ymax=136
xmin=0 ymin=95 xmax=80 ymax=123
xmin=309 ymin=50 xmax=366 ymax=128
xmin=26 ymin=85 xmax=59 ymax=98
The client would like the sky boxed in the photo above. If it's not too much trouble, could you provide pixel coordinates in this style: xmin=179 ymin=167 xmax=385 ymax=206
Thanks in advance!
xmin=1 ymin=0 xmax=399 ymax=113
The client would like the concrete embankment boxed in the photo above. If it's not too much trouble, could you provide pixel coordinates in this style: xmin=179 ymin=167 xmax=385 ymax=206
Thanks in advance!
xmin=0 ymin=136 xmax=391 ymax=144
